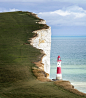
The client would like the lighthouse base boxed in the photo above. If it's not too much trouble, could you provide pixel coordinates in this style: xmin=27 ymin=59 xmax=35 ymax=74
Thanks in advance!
xmin=56 ymin=74 xmax=62 ymax=80
xmin=52 ymin=79 xmax=62 ymax=81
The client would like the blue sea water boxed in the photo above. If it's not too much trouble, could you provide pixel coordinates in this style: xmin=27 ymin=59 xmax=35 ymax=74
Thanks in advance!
xmin=50 ymin=36 xmax=86 ymax=93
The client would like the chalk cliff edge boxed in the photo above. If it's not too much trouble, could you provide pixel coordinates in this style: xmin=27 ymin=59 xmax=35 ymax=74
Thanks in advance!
xmin=29 ymin=12 xmax=51 ymax=81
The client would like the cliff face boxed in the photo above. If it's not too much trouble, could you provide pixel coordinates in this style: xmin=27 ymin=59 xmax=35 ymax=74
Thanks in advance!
xmin=30 ymin=17 xmax=51 ymax=78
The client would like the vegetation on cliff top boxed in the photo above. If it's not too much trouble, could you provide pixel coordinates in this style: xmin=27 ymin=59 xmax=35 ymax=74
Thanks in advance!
xmin=0 ymin=11 xmax=86 ymax=98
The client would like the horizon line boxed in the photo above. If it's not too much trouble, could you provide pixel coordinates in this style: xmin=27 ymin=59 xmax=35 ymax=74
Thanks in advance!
xmin=51 ymin=36 xmax=86 ymax=37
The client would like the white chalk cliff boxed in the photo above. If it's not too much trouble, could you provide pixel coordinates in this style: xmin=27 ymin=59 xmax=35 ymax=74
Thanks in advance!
xmin=30 ymin=17 xmax=51 ymax=78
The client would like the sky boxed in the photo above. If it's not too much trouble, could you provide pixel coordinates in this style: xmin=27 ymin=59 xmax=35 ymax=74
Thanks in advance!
xmin=0 ymin=0 xmax=86 ymax=36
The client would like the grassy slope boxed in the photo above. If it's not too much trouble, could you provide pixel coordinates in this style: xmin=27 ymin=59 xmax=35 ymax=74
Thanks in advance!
xmin=0 ymin=11 xmax=86 ymax=98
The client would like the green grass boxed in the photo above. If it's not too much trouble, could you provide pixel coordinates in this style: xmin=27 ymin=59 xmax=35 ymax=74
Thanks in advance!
xmin=0 ymin=11 xmax=86 ymax=98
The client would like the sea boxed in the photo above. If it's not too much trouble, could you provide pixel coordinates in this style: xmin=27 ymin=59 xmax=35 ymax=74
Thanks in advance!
xmin=50 ymin=36 xmax=86 ymax=93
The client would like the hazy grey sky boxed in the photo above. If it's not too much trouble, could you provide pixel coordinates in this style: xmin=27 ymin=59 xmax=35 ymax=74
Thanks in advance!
xmin=0 ymin=0 xmax=86 ymax=36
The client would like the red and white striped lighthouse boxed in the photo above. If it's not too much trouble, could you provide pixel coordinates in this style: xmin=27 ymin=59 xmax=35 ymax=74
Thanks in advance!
xmin=56 ymin=55 xmax=62 ymax=80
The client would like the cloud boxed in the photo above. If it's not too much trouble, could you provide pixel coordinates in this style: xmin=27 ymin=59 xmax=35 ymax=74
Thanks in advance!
xmin=9 ymin=8 xmax=19 ymax=12
xmin=53 ymin=0 xmax=86 ymax=4
xmin=0 ymin=0 xmax=44 ymax=2
xmin=38 ymin=5 xmax=86 ymax=26
xmin=0 ymin=0 xmax=86 ymax=4
xmin=50 ymin=10 xmax=70 ymax=16
xmin=0 ymin=8 xmax=19 ymax=12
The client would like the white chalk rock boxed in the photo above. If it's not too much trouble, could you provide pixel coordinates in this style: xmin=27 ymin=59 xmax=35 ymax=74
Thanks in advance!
xmin=30 ymin=26 xmax=51 ymax=78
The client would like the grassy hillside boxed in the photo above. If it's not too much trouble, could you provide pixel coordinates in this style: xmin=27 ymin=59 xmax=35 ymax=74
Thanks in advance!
xmin=0 ymin=11 xmax=86 ymax=98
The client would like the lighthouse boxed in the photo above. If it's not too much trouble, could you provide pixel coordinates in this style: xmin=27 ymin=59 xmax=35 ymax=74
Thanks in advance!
xmin=56 ymin=55 xmax=62 ymax=80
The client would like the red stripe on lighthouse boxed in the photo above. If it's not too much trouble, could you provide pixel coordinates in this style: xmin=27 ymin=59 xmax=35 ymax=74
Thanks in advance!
xmin=57 ymin=67 xmax=61 ymax=74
